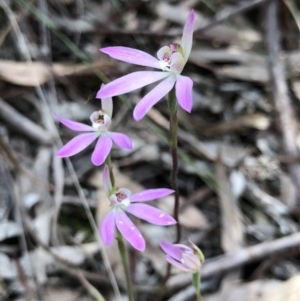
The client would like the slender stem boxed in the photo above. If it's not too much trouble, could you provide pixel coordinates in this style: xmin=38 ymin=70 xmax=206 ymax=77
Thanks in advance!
xmin=167 ymin=87 xmax=181 ymax=243
xmin=192 ymin=272 xmax=203 ymax=301
xmin=105 ymin=155 xmax=115 ymax=187
xmin=117 ymin=230 xmax=135 ymax=301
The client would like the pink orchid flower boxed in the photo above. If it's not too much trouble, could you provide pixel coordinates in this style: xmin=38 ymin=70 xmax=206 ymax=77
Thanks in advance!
xmin=100 ymin=165 xmax=177 ymax=251
xmin=160 ymin=240 xmax=203 ymax=273
xmin=96 ymin=10 xmax=195 ymax=121
xmin=55 ymin=94 xmax=132 ymax=166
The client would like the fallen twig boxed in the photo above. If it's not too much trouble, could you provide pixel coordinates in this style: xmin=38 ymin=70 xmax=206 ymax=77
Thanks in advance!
xmin=23 ymin=215 xmax=110 ymax=301
xmin=195 ymin=0 xmax=271 ymax=34
xmin=0 ymin=97 xmax=53 ymax=144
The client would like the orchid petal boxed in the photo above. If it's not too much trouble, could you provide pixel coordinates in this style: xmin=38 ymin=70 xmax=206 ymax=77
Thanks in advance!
xmin=56 ymin=133 xmax=98 ymax=157
xmin=115 ymin=210 xmax=145 ymax=252
xmin=182 ymin=253 xmax=201 ymax=271
xmin=103 ymin=165 xmax=112 ymax=196
xmin=176 ymin=75 xmax=193 ymax=113
xmin=133 ymin=75 xmax=176 ymax=121
xmin=130 ymin=188 xmax=174 ymax=203
xmin=126 ymin=204 xmax=176 ymax=226
xmin=101 ymin=97 xmax=113 ymax=118
xmin=181 ymin=10 xmax=195 ymax=63
xmin=96 ymin=71 xmax=170 ymax=99
xmin=54 ymin=113 xmax=94 ymax=132
xmin=100 ymin=210 xmax=116 ymax=246
xmin=100 ymin=84 xmax=113 ymax=117
xmin=166 ymin=255 xmax=191 ymax=272
xmin=101 ymin=47 xmax=160 ymax=69
xmin=91 ymin=135 xmax=113 ymax=166
xmin=160 ymin=241 xmax=184 ymax=261
xmin=109 ymin=132 xmax=132 ymax=150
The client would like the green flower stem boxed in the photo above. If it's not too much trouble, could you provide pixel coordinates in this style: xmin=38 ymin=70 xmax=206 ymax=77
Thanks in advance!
xmin=167 ymin=87 xmax=181 ymax=243
xmin=117 ymin=230 xmax=135 ymax=301
xmin=105 ymin=155 xmax=115 ymax=187
xmin=192 ymin=272 xmax=203 ymax=301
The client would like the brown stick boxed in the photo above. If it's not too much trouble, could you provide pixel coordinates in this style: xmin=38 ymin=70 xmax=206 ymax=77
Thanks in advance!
xmin=265 ymin=0 xmax=300 ymax=203
xmin=202 ymin=232 xmax=300 ymax=279
xmin=195 ymin=0 xmax=271 ymax=34
xmin=0 ymin=97 xmax=53 ymax=144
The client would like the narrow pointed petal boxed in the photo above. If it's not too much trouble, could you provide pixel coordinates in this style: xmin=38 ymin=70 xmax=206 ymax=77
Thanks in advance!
xmin=100 ymin=210 xmax=116 ymax=246
xmin=130 ymin=188 xmax=174 ymax=203
xmin=54 ymin=113 xmax=94 ymax=132
xmin=160 ymin=241 xmax=183 ymax=261
xmin=102 ymin=99 xmax=113 ymax=119
xmin=56 ymin=133 xmax=98 ymax=157
xmin=96 ymin=71 xmax=169 ymax=99
xmin=176 ymin=75 xmax=193 ymax=113
xmin=133 ymin=75 xmax=176 ymax=121
xmin=109 ymin=132 xmax=132 ymax=150
xmin=126 ymin=204 xmax=176 ymax=226
xmin=103 ymin=165 xmax=112 ymax=196
xmin=181 ymin=10 xmax=195 ymax=63
xmin=91 ymin=135 xmax=113 ymax=166
xmin=101 ymin=47 xmax=160 ymax=69
xmin=115 ymin=210 xmax=145 ymax=252
xmin=166 ymin=255 xmax=191 ymax=272
xmin=99 ymin=84 xmax=113 ymax=117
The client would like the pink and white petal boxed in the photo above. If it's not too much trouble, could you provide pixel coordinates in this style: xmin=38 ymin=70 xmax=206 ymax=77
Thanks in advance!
xmin=56 ymin=133 xmax=98 ymax=157
xmin=100 ymin=210 xmax=116 ymax=246
xmin=126 ymin=204 xmax=176 ymax=226
xmin=166 ymin=255 xmax=191 ymax=272
xmin=54 ymin=113 xmax=94 ymax=132
xmin=91 ymin=135 xmax=113 ymax=166
xmin=103 ymin=165 xmax=112 ymax=195
xmin=176 ymin=75 xmax=193 ymax=113
xmin=130 ymin=188 xmax=174 ymax=203
xmin=181 ymin=10 xmax=195 ymax=63
xmin=133 ymin=75 xmax=176 ymax=121
xmin=115 ymin=210 xmax=145 ymax=252
xmin=109 ymin=132 xmax=132 ymax=150
xmin=96 ymin=71 xmax=170 ymax=99
xmin=101 ymin=47 xmax=160 ymax=69
xmin=160 ymin=241 xmax=184 ymax=261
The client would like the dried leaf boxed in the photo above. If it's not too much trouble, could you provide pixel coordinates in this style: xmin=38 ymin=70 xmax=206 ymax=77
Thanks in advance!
xmin=259 ymin=275 xmax=300 ymax=301
xmin=215 ymin=160 xmax=244 ymax=252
